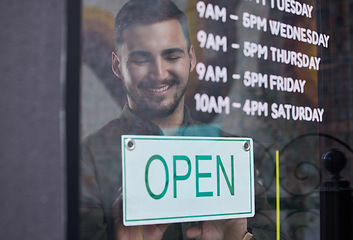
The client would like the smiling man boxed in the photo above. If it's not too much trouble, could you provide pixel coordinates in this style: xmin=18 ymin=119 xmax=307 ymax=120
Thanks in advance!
xmin=112 ymin=17 xmax=196 ymax=132
xmin=80 ymin=1 xmax=277 ymax=240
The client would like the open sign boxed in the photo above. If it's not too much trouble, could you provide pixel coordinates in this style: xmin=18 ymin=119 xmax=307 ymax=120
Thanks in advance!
xmin=122 ymin=135 xmax=255 ymax=226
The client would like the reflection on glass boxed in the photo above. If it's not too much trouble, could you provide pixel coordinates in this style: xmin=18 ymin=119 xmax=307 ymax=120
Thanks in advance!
xmin=80 ymin=0 xmax=353 ymax=239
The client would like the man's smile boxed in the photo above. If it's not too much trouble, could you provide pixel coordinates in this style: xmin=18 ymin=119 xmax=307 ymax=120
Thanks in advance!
xmin=147 ymin=85 xmax=171 ymax=93
xmin=139 ymin=78 xmax=179 ymax=95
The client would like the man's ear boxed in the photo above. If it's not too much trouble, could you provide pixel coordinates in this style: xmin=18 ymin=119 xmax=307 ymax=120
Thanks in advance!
xmin=188 ymin=45 xmax=197 ymax=72
xmin=112 ymin=51 xmax=122 ymax=79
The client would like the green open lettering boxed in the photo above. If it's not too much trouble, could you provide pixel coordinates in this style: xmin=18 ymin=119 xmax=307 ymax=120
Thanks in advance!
xmin=173 ymin=155 xmax=191 ymax=198
xmin=145 ymin=155 xmax=169 ymax=200
xmin=217 ymin=155 xmax=235 ymax=196
xmin=196 ymin=155 xmax=213 ymax=197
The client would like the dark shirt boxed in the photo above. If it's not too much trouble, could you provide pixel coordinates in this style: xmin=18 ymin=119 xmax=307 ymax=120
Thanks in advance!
xmin=80 ymin=104 xmax=278 ymax=240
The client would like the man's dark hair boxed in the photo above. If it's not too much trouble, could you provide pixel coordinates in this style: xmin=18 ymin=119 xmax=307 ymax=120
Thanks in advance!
xmin=114 ymin=0 xmax=191 ymax=51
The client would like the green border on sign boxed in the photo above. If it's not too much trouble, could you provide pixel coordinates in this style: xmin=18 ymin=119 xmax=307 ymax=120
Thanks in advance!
xmin=122 ymin=136 xmax=254 ymax=224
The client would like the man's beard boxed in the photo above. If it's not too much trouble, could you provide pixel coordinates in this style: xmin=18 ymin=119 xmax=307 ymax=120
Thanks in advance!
xmin=124 ymin=77 xmax=188 ymax=119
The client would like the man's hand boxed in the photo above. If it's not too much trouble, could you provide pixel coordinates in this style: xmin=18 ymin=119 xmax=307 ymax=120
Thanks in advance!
xmin=112 ymin=188 xmax=169 ymax=240
xmin=185 ymin=218 xmax=247 ymax=240
xmin=116 ymin=222 xmax=169 ymax=240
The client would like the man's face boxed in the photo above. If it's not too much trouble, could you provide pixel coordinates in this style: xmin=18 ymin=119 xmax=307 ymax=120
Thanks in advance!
xmin=112 ymin=19 xmax=196 ymax=119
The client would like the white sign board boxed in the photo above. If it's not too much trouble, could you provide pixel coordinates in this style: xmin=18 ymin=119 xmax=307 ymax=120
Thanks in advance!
xmin=122 ymin=135 xmax=255 ymax=226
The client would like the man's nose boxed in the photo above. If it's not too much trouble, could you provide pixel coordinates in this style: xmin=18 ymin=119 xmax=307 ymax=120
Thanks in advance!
xmin=149 ymin=58 xmax=169 ymax=81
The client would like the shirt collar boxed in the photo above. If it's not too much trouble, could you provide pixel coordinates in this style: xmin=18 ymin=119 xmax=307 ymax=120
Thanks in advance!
xmin=118 ymin=104 xmax=220 ymax=137
xmin=118 ymin=104 xmax=195 ymax=136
